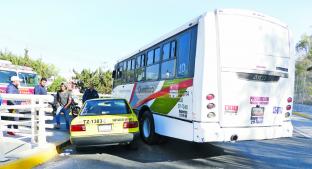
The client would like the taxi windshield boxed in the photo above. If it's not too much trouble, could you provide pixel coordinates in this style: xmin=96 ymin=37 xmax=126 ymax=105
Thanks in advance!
xmin=0 ymin=70 xmax=17 ymax=84
xmin=80 ymin=99 xmax=130 ymax=116
xmin=18 ymin=72 xmax=38 ymax=87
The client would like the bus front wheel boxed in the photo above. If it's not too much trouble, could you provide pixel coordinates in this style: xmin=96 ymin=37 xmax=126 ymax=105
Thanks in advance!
xmin=139 ymin=111 xmax=159 ymax=144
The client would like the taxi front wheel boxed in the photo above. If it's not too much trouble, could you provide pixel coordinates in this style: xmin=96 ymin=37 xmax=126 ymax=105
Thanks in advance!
xmin=139 ymin=111 xmax=159 ymax=145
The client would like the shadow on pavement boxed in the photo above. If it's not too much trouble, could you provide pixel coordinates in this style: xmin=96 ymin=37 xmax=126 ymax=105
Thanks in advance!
xmin=67 ymin=137 xmax=226 ymax=163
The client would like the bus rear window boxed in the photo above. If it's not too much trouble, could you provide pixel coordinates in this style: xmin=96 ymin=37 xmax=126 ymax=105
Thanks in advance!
xmin=0 ymin=70 xmax=17 ymax=84
xmin=80 ymin=99 xmax=130 ymax=116
xmin=18 ymin=72 xmax=38 ymax=87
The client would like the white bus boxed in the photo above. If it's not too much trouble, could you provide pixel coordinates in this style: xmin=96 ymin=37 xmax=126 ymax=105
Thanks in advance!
xmin=112 ymin=9 xmax=294 ymax=144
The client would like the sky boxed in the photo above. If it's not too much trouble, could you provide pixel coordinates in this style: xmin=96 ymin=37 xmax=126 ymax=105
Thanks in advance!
xmin=0 ymin=0 xmax=311 ymax=78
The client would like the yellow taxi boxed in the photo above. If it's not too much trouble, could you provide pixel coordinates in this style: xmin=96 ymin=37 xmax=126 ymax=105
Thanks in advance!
xmin=70 ymin=98 xmax=139 ymax=149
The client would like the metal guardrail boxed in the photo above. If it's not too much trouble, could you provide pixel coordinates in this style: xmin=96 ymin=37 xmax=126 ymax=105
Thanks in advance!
xmin=0 ymin=94 xmax=54 ymax=147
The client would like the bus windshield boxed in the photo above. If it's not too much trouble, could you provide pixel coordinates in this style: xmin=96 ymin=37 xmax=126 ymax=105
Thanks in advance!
xmin=0 ymin=70 xmax=17 ymax=84
xmin=18 ymin=72 xmax=38 ymax=87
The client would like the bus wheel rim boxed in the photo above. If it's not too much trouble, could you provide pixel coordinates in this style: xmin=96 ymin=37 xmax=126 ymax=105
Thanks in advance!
xmin=143 ymin=118 xmax=150 ymax=138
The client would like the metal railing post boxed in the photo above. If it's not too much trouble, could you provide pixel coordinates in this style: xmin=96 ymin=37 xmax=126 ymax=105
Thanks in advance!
xmin=38 ymin=98 xmax=46 ymax=146
xmin=31 ymin=98 xmax=37 ymax=144
xmin=0 ymin=94 xmax=53 ymax=149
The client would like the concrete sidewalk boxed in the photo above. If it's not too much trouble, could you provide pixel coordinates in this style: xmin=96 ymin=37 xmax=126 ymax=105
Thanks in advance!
xmin=0 ymin=129 xmax=69 ymax=169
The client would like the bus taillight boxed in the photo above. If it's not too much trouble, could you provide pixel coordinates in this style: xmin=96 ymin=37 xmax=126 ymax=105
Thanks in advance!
xmin=206 ymin=94 xmax=215 ymax=100
xmin=207 ymin=112 xmax=216 ymax=118
xmin=207 ymin=103 xmax=215 ymax=109
xmin=287 ymin=97 xmax=293 ymax=103
xmin=286 ymin=105 xmax=292 ymax=111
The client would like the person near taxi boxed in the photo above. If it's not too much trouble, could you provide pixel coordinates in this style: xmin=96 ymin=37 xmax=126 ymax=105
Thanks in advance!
xmin=4 ymin=76 xmax=22 ymax=135
xmin=54 ymin=83 xmax=72 ymax=130
xmin=34 ymin=77 xmax=47 ymax=95
xmin=82 ymin=83 xmax=99 ymax=104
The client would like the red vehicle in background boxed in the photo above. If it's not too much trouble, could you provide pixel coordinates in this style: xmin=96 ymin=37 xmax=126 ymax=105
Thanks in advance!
xmin=0 ymin=60 xmax=38 ymax=104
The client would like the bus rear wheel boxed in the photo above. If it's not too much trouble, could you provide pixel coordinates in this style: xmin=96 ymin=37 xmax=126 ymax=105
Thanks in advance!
xmin=139 ymin=111 xmax=159 ymax=144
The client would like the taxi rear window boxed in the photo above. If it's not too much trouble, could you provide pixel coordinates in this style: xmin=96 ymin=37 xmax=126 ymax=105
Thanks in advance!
xmin=80 ymin=99 xmax=130 ymax=116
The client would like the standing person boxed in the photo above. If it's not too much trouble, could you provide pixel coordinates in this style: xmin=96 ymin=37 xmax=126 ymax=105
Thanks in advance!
xmin=34 ymin=78 xmax=47 ymax=95
xmin=5 ymin=76 xmax=22 ymax=135
xmin=68 ymin=81 xmax=80 ymax=104
xmin=82 ymin=83 xmax=99 ymax=104
xmin=54 ymin=83 xmax=72 ymax=130
xmin=70 ymin=82 xmax=81 ymax=96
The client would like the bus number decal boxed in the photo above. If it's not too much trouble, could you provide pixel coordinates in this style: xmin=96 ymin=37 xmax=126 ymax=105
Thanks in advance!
xmin=178 ymin=63 xmax=186 ymax=74
xmin=178 ymin=103 xmax=188 ymax=118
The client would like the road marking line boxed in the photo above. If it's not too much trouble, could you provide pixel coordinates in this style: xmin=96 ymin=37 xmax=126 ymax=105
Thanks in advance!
xmin=294 ymin=128 xmax=312 ymax=138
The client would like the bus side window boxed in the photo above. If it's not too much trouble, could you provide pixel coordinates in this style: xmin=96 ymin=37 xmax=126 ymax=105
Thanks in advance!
xmin=154 ymin=48 xmax=161 ymax=63
xmin=136 ymin=54 xmax=145 ymax=82
xmin=118 ymin=65 xmax=123 ymax=79
xmin=126 ymin=60 xmax=131 ymax=81
xmin=136 ymin=67 xmax=145 ymax=82
xmin=147 ymin=50 xmax=154 ymax=66
xmin=131 ymin=59 xmax=136 ymax=70
xmin=161 ymin=40 xmax=176 ymax=79
xmin=130 ymin=58 xmax=135 ymax=82
xmin=123 ymin=61 xmax=127 ymax=82
xmin=177 ymin=31 xmax=191 ymax=77
xmin=170 ymin=41 xmax=176 ymax=58
xmin=146 ymin=64 xmax=159 ymax=81
xmin=117 ymin=62 xmax=123 ymax=79
xmin=142 ymin=54 xmax=146 ymax=67
xmin=162 ymin=42 xmax=170 ymax=61
xmin=161 ymin=59 xmax=175 ymax=79
xmin=127 ymin=59 xmax=135 ymax=82
xmin=136 ymin=55 xmax=141 ymax=69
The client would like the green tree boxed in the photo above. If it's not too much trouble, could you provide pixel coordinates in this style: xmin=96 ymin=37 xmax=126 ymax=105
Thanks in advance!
xmin=73 ymin=68 xmax=112 ymax=94
xmin=295 ymin=34 xmax=312 ymax=103
xmin=0 ymin=50 xmax=58 ymax=78
xmin=47 ymin=76 xmax=66 ymax=92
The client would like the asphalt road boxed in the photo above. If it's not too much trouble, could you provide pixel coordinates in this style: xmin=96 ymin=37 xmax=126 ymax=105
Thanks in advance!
xmin=36 ymin=115 xmax=312 ymax=169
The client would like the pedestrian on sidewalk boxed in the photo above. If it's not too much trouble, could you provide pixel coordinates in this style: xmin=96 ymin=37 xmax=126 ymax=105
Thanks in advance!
xmin=34 ymin=78 xmax=47 ymax=95
xmin=54 ymin=83 xmax=72 ymax=130
xmin=82 ymin=83 xmax=99 ymax=104
xmin=4 ymin=76 xmax=22 ymax=136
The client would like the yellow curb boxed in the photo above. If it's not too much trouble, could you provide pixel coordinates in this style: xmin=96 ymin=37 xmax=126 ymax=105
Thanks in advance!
xmin=293 ymin=112 xmax=312 ymax=120
xmin=0 ymin=141 xmax=68 ymax=169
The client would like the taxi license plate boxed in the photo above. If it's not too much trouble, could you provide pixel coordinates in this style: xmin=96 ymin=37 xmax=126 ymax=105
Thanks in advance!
xmin=98 ymin=124 xmax=112 ymax=132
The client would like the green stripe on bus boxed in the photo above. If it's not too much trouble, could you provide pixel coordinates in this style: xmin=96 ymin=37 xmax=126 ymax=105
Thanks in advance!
xmin=150 ymin=78 xmax=191 ymax=114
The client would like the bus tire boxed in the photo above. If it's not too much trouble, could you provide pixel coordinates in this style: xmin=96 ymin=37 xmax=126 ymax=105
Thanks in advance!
xmin=139 ymin=111 xmax=159 ymax=144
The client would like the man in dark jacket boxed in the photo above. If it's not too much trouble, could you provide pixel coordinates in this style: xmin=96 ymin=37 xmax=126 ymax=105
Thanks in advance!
xmin=6 ymin=76 xmax=20 ymax=95
xmin=34 ymin=78 xmax=47 ymax=95
xmin=5 ymin=76 xmax=22 ymax=135
xmin=82 ymin=83 xmax=99 ymax=104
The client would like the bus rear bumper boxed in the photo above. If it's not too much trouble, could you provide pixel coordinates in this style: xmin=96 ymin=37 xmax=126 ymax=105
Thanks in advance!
xmin=193 ymin=121 xmax=293 ymax=142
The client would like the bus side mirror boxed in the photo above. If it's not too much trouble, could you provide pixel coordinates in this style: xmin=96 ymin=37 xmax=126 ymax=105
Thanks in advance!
xmin=112 ymin=70 xmax=116 ymax=78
